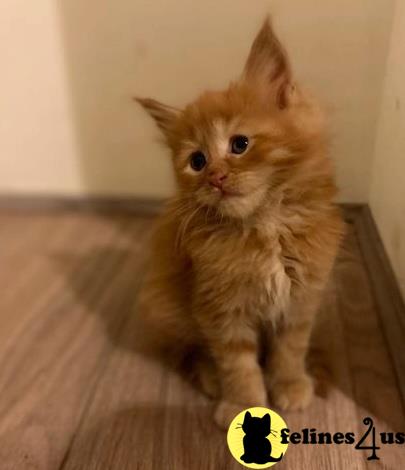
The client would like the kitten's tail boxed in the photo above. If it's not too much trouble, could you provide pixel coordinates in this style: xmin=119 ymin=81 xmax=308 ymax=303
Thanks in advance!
xmin=268 ymin=453 xmax=283 ymax=462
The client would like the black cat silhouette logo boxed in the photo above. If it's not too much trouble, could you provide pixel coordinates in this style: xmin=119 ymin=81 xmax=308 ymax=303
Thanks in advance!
xmin=227 ymin=407 xmax=289 ymax=468
xmin=240 ymin=411 xmax=283 ymax=464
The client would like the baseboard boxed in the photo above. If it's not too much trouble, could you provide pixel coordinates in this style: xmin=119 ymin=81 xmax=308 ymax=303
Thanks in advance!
xmin=0 ymin=193 xmax=364 ymax=217
xmin=353 ymin=205 xmax=405 ymax=405
xmin=0 ymin=194 xmax=164 ymax=216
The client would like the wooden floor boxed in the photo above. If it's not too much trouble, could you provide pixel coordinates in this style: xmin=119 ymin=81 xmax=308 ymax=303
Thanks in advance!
xmin=0 ymin=208 xmax=404 ymax=470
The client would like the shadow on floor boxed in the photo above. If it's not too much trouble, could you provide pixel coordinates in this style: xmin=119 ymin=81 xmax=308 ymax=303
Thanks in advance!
xmin=59 ymin=405 xmax=234 ymax=470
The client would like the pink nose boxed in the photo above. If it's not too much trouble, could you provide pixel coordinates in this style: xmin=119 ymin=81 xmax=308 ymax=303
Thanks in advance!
xmin=208 ymin=172 xmax=227 ymax=189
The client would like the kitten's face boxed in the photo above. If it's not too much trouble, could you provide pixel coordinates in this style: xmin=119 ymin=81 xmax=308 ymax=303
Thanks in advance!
xmin=137 ymin=19 xmax=324 ymax=219
xmin=170 ymin=87 xmax=289 ymax=218
xmin=242 ymin=411 xmax=271 ymax=437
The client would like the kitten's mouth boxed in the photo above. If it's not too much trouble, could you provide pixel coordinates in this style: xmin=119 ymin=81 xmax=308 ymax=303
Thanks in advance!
xmin=211 ymin=187 xmax=243 ymax=198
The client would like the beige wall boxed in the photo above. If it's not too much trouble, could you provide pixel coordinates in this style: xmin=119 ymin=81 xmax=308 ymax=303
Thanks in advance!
xmin=0 ymin=0 xmax=395 ymax=201
xmin=0 ymin=0 xmax=82 ymax=195
xmin=370 ymin=0 xmax=405 ymax=298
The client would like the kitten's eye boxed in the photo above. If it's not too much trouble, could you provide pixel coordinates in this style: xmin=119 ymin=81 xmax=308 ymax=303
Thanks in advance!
xmin=230 ymin=135 xmax=249 ymax=155
xmin=189 ymin=151 xmax=206 ymax=172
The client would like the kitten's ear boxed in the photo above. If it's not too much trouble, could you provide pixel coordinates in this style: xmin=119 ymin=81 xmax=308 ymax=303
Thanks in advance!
xmin=243 ymin=17 xmax=293 ymax=109
xmin=243 ymin=411 xmax=252 ymax=423
xmin=262 ymin=413 xmax=271 ymax=430
xmin=135 ymin=97 xmax=180 ymax=138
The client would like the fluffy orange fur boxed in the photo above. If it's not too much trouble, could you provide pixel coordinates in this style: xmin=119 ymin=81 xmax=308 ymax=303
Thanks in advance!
xmin=136 ymin=18 xmax=344 ymax=429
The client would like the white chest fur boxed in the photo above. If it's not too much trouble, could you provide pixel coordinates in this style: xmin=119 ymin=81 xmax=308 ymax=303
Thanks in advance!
xmin=194 ymin=232 xmax=292 ymax=321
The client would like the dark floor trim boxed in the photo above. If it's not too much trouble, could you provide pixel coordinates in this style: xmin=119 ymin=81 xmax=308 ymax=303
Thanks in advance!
xmin=0 ymin=194 xmax=364 ymax=216
xmin=354 ymin=205 xmax=405 ymax=407
xmin=0 ymin=194 xmax=164 ymax=216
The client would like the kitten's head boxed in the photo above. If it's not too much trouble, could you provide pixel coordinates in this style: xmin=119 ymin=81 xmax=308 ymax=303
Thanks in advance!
xmin=137 ymin=18 xmax=326 ymax=219
xmin=242 ymin=411 xmax=271 ymax=437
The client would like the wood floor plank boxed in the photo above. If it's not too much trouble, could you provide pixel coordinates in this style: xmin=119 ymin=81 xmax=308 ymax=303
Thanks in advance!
xmin=0 ymin=215 xmax=152 ymax=470
xmin=0 ymin=215 xmax=81 ymax=343
xmin=335 ymin=225 xmax=405 ymax=469
xmin=354 ymin=207 xmax=405 ymax=410
xmin=58 ymin=239 xmax=169 ymax=470
xmin=59 ymin=313 xmax=237 ymax=470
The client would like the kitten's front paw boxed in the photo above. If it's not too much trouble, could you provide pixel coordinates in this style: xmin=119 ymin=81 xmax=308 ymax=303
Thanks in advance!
xmin=214 ymin=401 xmax=245 ymax=430
xmin=195 ymin=360 xmax=220 ymax=399
xmin=269 ymin=375 xmax=314 ymax=411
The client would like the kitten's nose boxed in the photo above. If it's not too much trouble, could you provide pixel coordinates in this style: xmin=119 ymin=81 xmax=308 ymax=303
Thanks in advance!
xmin=208 ymin=171 xmax=228 ymax=189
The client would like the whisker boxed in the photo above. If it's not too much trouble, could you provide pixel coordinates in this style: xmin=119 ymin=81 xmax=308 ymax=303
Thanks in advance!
xmin=175 ymin=203 xmax=203 ymax=251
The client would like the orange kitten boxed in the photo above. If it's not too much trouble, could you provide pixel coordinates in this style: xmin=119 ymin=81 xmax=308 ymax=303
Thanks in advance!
xmin=136 ymin=18 xmax=344 ymax=429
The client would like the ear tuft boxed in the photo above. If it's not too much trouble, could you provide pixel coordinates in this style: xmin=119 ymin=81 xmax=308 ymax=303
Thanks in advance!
xmin=243 ymin=17 xmax=292 ymax=108
xmin=262 ymin=413 xmax=271 ymax=432
xmin=262 ymin=413 xmax=270 ymax=423
xmin=135 ymin=97 xmax=180 ymax=137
